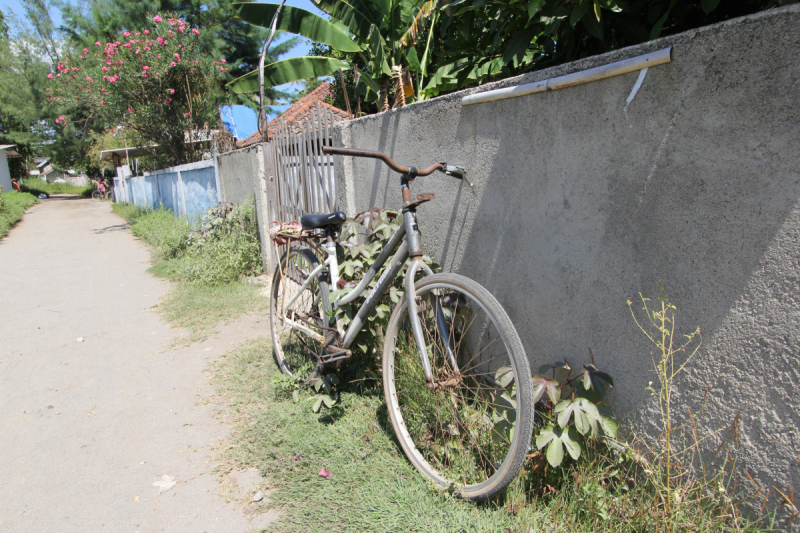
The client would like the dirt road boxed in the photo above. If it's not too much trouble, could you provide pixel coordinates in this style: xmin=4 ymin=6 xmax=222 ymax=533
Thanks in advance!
xmin=0 ymin=196 xmax=274 ymax=532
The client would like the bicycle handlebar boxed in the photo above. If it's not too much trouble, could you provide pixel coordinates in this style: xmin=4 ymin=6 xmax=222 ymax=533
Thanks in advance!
xmin=321 ymin=146 xmax=444 ymax=177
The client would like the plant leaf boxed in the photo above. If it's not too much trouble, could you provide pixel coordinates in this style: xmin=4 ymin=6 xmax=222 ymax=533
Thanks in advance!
xmin=582 ymin=364 xmax=614 ymax=398
xmin=531 ymin=375 xmax=560 ymax=404
xmin=538 ymin=361 xmax=570 ymax=374
xmin=229 ymin=57 xmax=352 ymax=93
xmin=701 ymin=0 xmax=720 ymax=14
xmin=232 ymin=3 xmax=362 ymax=52
xmin=496 ymin=366 xmax=514 ymax=389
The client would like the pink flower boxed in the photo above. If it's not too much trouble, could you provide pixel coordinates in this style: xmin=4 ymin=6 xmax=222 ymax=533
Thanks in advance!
xmin=157 ymin=55 xmax=161 ymax=59
xmin=156 ymin=36 xmax=164 ymax=44
xmin=135 ymin=49 xmax=140 ymax=54
xmin=56 ymin=73 xmax=60 ymax=77
xmin=109 ymin=76 xmax=117 ymax=83
xmin=174 ymin=53 xmax=180 ymax=61
xmin=117 ymin=60 xmax=123 ymax=65
xmin=144 ymin=46 xmax=151 ymax=51
xmin=221 ymin=58 xmax=226 ymax=64
xmin=142 ymin=65 xmax=150 ymax=71
xmin=78 ymin=55 xmax=83 ymax=59
xmin=83 ymin=48 xmax=88 ymax=54
xmin=128 ymin=108 xmax=133 ymax=113
xmin=143 ymin=30 xmax=150 ymax=35
xmin=47 ymin=73 xmax=53 ymax=79
xmin=183 ymin=112 xmax=190 ymax=117
xmin=169 ymin=88 xmax=175 ymax=94
xmin=101 ymin=88 xmax=106 ymax=93
xmin=168 ymin=18 xmax=176 ymax=26
xmin=192 ymin=28 xmax=199 ymax=36
xmin=95 ymin=41 xmax=101 ymax=46
xmin=123 ymin=32 xmax=130 ymax=37
xmin=102 ymin=75 xmax=107 ymax=81
xmin=170 ymin=61 xmax=176 ymax=67
xmin=165 ymin=98 xmax=172 ymax=103
xmin=178 ymin=26 xmax=184 ymax=33
xmin=153 ymin=15 xmax=162 ymax=23
xmin=142 ymin=72 xmax=150 ymax=78
xmin=100 ymin=99 xmax=105 ymax=105
xmin=85 ymin=76 xmax=92 ymax=82
xmin=85 ymin=89 xmax=90 ymax=93
xmin=102 ymin=66 xmax=109 ymax=72
xmin=72 ymin=67 xmax=79 ymax=71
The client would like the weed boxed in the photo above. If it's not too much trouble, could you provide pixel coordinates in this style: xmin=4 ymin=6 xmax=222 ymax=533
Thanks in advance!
xmin=112 ymin=200 xmax=267 ymax=340
xmin=0 ymin=191 xmax=39 ymax=240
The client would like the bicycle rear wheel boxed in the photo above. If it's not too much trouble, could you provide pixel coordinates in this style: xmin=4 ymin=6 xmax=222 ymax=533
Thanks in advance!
xmin=92 ymin=190 xmax=102 ymax=200
xmin=270 ymin=245 xmax=331 ymax=380
xmin=383 ymin=273 xmax=534 ymax=500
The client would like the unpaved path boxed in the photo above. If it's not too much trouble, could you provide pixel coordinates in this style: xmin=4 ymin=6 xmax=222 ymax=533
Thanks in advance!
xmin=0 ymin=196 xmax=275 ymax=532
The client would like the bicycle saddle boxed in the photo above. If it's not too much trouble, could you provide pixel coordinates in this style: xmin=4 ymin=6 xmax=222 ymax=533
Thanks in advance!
xmin=300 ymin=211 xmax=347 ymax=229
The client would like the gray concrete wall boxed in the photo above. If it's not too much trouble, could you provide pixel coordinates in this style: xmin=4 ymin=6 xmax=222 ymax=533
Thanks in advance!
xmin=217 ymin=144 xmax=273 ymax=272
xmin=333 ymin=5 xmax=800 ymax=516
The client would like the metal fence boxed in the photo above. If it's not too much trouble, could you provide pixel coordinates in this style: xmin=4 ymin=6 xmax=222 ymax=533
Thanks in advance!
xmin=113 ymin=159 xmax=221 ymax=222
xmin=266 ymin=103 xmax=344 ymax=225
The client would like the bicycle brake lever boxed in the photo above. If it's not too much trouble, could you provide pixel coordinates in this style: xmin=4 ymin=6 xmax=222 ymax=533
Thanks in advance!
xmin=440 ymin=164 xmax=473 ymax=187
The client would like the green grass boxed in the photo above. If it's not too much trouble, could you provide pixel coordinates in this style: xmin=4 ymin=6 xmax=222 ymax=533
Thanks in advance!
xmin=19 ymin=177 xmax=94 ymax=197
xmin=209 ymin=335 xmax=782 ymax=533
xmin=210 ymin=337 xmax=531 ymax=533
xmin=159 ymin=281 xmax=268 ymax=342
xmin=0 ymin=191 xmax=39 ymax=239
xmin=112 ymin=201 xmax=267 ymax=341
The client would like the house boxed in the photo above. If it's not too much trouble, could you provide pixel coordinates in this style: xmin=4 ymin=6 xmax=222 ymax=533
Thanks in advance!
xmin=0 ymin=145 xmax=16 ymax=194
xmin=235 ymin=83 xmax=352 ymax=149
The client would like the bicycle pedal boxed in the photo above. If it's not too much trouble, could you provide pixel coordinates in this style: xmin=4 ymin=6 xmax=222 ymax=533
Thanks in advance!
xmin=319 ymin=346 xmax=352 ymax=364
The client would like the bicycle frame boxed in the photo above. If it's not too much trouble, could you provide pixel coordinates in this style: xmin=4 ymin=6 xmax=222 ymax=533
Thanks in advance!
xmin=277 ymin=177 xmax=444 ymax=382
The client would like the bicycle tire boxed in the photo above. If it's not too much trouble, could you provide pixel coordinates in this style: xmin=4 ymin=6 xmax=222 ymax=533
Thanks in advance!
xmin=92 ymin=190 xmax=102 ymax=200
xmin=270 ymin=244 xmax=331 ymax=379
xmin=382 ymin=273 xmax=534 ymax=501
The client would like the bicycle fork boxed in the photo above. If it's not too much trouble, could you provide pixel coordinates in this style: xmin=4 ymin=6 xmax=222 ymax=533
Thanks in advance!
xmin=401 ymin=204 xmax=459 ymax=385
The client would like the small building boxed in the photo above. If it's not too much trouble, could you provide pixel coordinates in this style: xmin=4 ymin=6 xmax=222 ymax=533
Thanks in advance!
xmin=0 ymin=145 xmax=15 ymax=194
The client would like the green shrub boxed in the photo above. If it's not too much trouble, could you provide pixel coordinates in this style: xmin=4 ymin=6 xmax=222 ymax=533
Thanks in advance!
xmin=113 ymin=200 xmax=262 ymax=286
xmin=129 ymin=208 xmax=190 ymax=260
xmin=0 ymin=191 xmax=39 ymax=239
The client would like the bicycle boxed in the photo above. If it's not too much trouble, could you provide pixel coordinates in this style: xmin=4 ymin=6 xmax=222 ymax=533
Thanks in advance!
xmin=91 ymin=189 xmax=107 ymax=200
xmin=269 ymin=146 xmax=534 ymax=500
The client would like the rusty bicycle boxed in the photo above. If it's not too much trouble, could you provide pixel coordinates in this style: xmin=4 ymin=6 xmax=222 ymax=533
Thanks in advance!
xmin=269 ymin=146 xmax=534 ymax=500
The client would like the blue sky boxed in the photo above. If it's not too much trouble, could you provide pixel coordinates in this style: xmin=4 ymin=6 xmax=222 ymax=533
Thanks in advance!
xmin=0 ymin=0 xmax=324 ymax=110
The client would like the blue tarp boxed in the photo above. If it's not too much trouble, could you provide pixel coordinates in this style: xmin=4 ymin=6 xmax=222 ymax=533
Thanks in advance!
xmin=219 ymin=105 xmax=259 ymax=141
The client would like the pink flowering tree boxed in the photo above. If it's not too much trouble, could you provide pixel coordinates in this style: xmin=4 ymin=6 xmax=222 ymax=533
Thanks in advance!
xmin=48 ymin=14 xmax=228 ymax=166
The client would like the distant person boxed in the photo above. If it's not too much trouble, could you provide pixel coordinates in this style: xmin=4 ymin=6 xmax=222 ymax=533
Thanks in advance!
xmin=96 ymin=179 xmax=107 ymax=198
xmin=11 ymin=179 xmax=20 ymax=192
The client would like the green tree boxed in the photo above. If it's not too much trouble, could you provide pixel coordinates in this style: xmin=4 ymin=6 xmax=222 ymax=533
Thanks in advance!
xmin=420 ymin=0 xmax=795 ymax=98
xmin=49 ymin=14 xmax=226 ymax=165
xmin=57 ymin=0 xmax=301 ymax=109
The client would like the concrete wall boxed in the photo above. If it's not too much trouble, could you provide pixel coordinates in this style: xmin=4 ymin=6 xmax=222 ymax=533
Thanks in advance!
xmin=217 ymin=144 xmax=273 ymax=272
xmin=333 ymin=5 xmax=800 ymax=514
xmin=116 ymin=160 xmax=221 ymax=223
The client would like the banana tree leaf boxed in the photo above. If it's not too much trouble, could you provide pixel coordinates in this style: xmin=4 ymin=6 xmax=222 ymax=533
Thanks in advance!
xmin=233 ymin=3 xmax=362 ymax=52
xmin=355 ymin=69 xmax=380 ymax=101
xmin=369 ymin=24 xmax=392 ymax=76
xmin=228 ymin=56 xmax=352 ymax=93
xmin=312 ymin=0 xmax=376 ymax=42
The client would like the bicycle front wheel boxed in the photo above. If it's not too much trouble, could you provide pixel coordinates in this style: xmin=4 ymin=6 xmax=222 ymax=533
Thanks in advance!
xmin=92 ymin=190 xmax=102 ymax=200
xmin=270 ymin=245 xmax=331 ymax=380
xmin=383 ymin=273 xmax=534 ymax=500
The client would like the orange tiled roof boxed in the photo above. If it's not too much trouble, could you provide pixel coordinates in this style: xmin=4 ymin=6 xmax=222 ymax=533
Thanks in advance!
xmin=235 ymin=83 xmax=352 ymax=149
